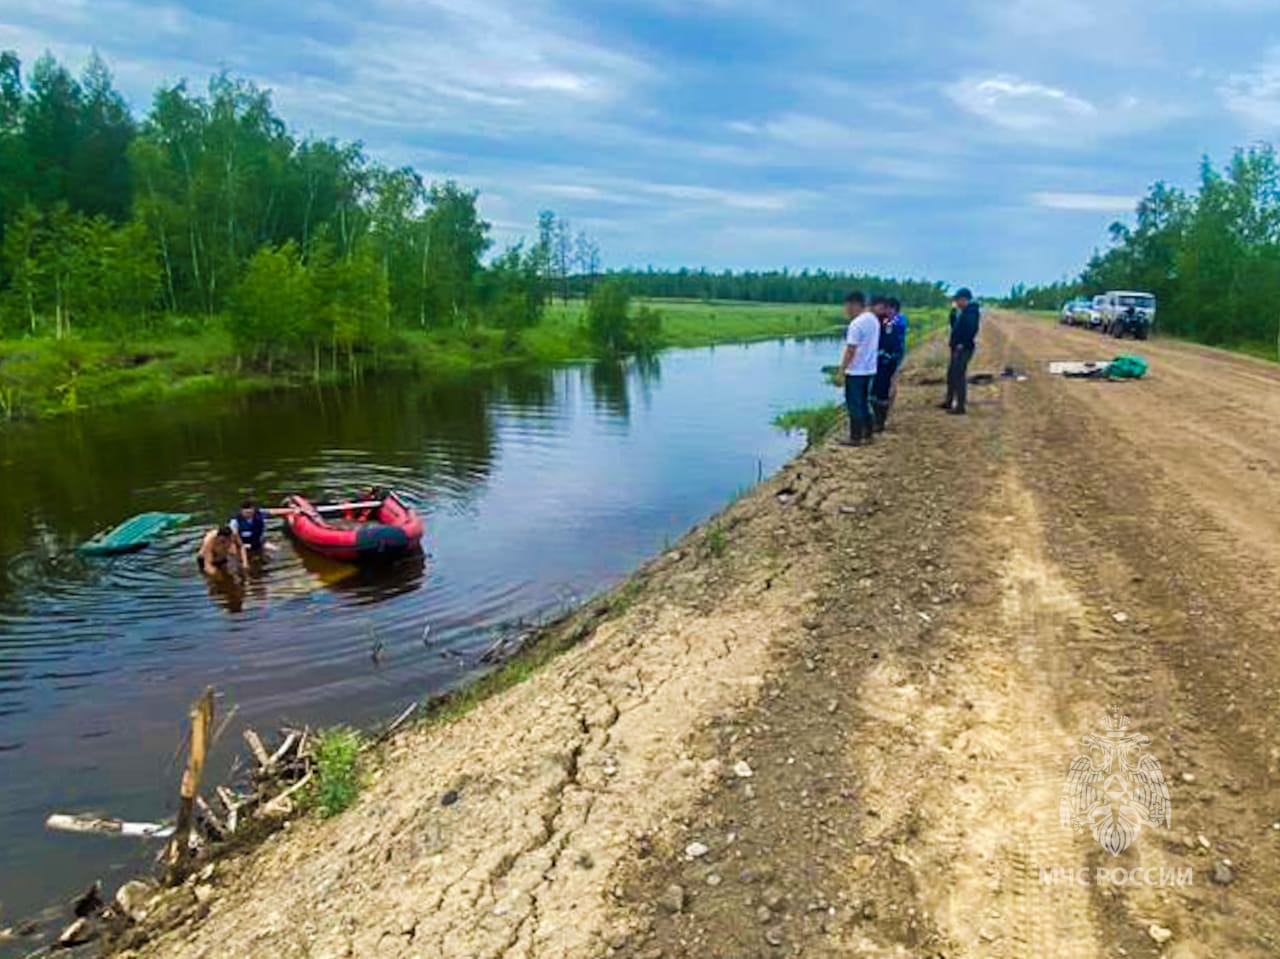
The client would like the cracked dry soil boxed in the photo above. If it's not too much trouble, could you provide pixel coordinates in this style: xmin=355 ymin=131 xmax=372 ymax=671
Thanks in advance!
xmin=124 ymin=313 xmax=1279 ymax=959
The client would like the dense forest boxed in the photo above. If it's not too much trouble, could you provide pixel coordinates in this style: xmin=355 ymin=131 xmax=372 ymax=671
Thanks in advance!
xmin=1006 ymin=145 xmax=1280 ymax=354
xmin=0 ymin=48 xmax=949 ymax=405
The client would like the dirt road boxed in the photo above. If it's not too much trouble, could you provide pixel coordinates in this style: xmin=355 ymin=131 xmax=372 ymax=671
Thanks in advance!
xmin=119 ymin=312 xmax=1279 ymax=959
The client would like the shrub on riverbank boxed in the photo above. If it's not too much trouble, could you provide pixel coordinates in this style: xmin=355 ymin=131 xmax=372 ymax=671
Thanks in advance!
xmin=307 ymin=727 xmax=364 ymax=818
xmin=586 ymin=280 xmax=662 ymax=355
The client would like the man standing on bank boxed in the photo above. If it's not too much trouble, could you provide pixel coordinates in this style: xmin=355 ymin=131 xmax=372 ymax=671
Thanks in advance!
xmin=940 ymin=287 xmax=980 ymax=415
xmin=871 ymin=296 xmax=908 ymax=432
xmin=835 ymin=291 xmax=881 ymax=446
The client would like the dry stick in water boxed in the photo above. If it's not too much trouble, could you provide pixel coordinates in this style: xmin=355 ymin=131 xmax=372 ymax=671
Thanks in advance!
xmin=266 ymin=731 xmax=299 ymax=771
xmin=243 ymin=728 xmax=270 ymax=768
xmin=165 ymin=686 xmax=215 ymax=881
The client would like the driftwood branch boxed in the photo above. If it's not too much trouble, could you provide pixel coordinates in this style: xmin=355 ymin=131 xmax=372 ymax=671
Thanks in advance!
xmin=194 ymin=796 xmax=227 ymax=840
xmin=242 ymin=728 xmax=270 ymax=768
xmin=371 ymin=701 xmax=418 ymax=746
xmin=266 ymin=731 xmax=299 ymax=771
xmin=260 ymin=770 xmax=313 ymax=817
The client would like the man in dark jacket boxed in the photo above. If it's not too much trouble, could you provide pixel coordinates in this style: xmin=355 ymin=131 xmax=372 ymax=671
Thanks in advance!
xmin=940 ymin=288 xmax=980 ymax=415
xmin=871 ymin=296 xmax=908 ymax=431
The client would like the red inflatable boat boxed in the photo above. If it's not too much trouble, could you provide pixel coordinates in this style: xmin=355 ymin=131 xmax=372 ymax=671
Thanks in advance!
xmin=283 ymin=489 xmax=424 ymax=563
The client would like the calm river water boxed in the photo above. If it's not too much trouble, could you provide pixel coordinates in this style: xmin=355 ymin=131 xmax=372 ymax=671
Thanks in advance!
xmin=0 ymin=335 xmax=839 ymax=930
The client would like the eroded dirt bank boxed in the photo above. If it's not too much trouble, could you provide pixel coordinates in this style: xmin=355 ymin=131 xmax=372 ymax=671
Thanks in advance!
xmin=122 ymin=314 xmax=1279 ymax=958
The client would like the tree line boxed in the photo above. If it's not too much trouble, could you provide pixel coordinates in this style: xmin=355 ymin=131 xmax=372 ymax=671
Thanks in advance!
xmin=589 ymin=268 xmax=949 ymax=307
xmin=0 ymin=50 xmax=608 ymax=372
xmin=1005 ymin=144 xmax=1280 ymax=351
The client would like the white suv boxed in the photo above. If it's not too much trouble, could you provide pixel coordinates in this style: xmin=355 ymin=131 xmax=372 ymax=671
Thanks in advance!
xmin=1099 ymin=291 xmax=1156 ymax=339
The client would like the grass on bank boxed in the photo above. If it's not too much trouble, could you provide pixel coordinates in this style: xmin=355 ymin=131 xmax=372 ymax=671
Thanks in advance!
xmin=544 ymin=296 xmax=842 ymax=348
xmin=304 ymin=726 xmax=365 ymax=818
xmin=773 ymin=403 xmax=843 ymax=448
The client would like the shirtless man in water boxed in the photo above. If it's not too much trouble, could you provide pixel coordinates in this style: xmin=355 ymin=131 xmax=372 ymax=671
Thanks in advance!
xmin=197 ymin=525 xmax=247 ymax=576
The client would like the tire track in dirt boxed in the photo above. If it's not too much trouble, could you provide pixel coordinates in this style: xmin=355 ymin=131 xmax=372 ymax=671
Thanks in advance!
xmin=995 ymin=313 xmax=1280 ymax=956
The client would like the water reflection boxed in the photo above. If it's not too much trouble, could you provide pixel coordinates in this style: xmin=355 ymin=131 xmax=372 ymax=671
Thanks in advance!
xmin=588 ymin=358 xmax=633 ymax=421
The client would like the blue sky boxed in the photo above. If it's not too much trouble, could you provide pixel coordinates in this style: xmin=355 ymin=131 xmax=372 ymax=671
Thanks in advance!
xmin=4 ymin=0 xmax=1280 ymax=293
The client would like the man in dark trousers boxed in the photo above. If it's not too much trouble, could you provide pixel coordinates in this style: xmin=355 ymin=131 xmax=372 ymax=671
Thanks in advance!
xmin=835 ymin=291 xmax=880 ymax=446
xmin=871 ymin=296 xmax=908 ymax=431
xmin=940 ymin=287 xmax=980 ymax=415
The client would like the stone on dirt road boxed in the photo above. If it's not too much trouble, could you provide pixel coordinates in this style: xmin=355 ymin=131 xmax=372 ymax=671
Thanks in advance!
xmin=658 ymin=884 xmax=686 ymax=914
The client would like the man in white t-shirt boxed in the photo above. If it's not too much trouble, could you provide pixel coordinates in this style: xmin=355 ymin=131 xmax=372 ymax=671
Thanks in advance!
xmin=834 ymin=291 xmax=882 ymax=446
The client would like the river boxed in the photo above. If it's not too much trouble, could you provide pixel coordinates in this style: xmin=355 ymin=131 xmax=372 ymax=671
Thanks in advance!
xmin=0 ymin=335 xmax=840 ymax=930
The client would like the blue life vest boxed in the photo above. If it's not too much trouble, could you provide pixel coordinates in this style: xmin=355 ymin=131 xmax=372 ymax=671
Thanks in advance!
xmin=231 ymin=509 xmax=266 ymax=548
xmin=879 ymin=314 xmax=908 ymax=361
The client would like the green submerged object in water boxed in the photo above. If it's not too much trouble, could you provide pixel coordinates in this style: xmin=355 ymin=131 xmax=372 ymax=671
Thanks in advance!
xmin=78 ymin=512 xmax=191 ymax=557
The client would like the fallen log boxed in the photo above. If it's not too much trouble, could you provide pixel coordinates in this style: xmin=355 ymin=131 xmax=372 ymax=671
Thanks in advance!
xmin=45 ymin=814 xmax=174 ymax=839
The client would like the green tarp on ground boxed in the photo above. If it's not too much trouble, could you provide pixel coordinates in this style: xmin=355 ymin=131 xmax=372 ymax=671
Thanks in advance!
xmin=1107 ymin=355 xmax=1148 ymax=379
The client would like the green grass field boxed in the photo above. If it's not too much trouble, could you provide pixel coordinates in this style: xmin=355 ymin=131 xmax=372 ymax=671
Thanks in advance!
xmin=544 ymin=297 xmax=844 ymax=349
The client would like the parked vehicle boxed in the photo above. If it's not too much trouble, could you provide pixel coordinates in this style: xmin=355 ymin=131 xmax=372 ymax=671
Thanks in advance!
xmin=1060 ymin=298 xmax=1093 ymax=326
xmin=1089 ymin=295 xmax=1106 ymax=329
xmin=1099 ymin=291 xmax=1156 ymax=339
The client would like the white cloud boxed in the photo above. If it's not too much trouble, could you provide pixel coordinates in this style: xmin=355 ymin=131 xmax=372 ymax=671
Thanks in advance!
xmin=638 ymin=181 xmax=802 ymax=211
xmin=762 ymin=113 xmax=862 ymax=150
xmin=526 ymin=172 xmax=811 ymax=212
xmin=945 ymin=73 xmax=1188 ymax=146
xmin=946 ymin=75 xmax=1095 ymax=132
xmin=1032 ymin=191 xmax=1136 ymax=212
xmin=1220 ymin=47 xmax=1280 ymax=129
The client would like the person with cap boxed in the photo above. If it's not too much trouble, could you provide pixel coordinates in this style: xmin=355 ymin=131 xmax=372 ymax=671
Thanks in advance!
xmin=940 ymin=287 xmax=980 ymax=415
